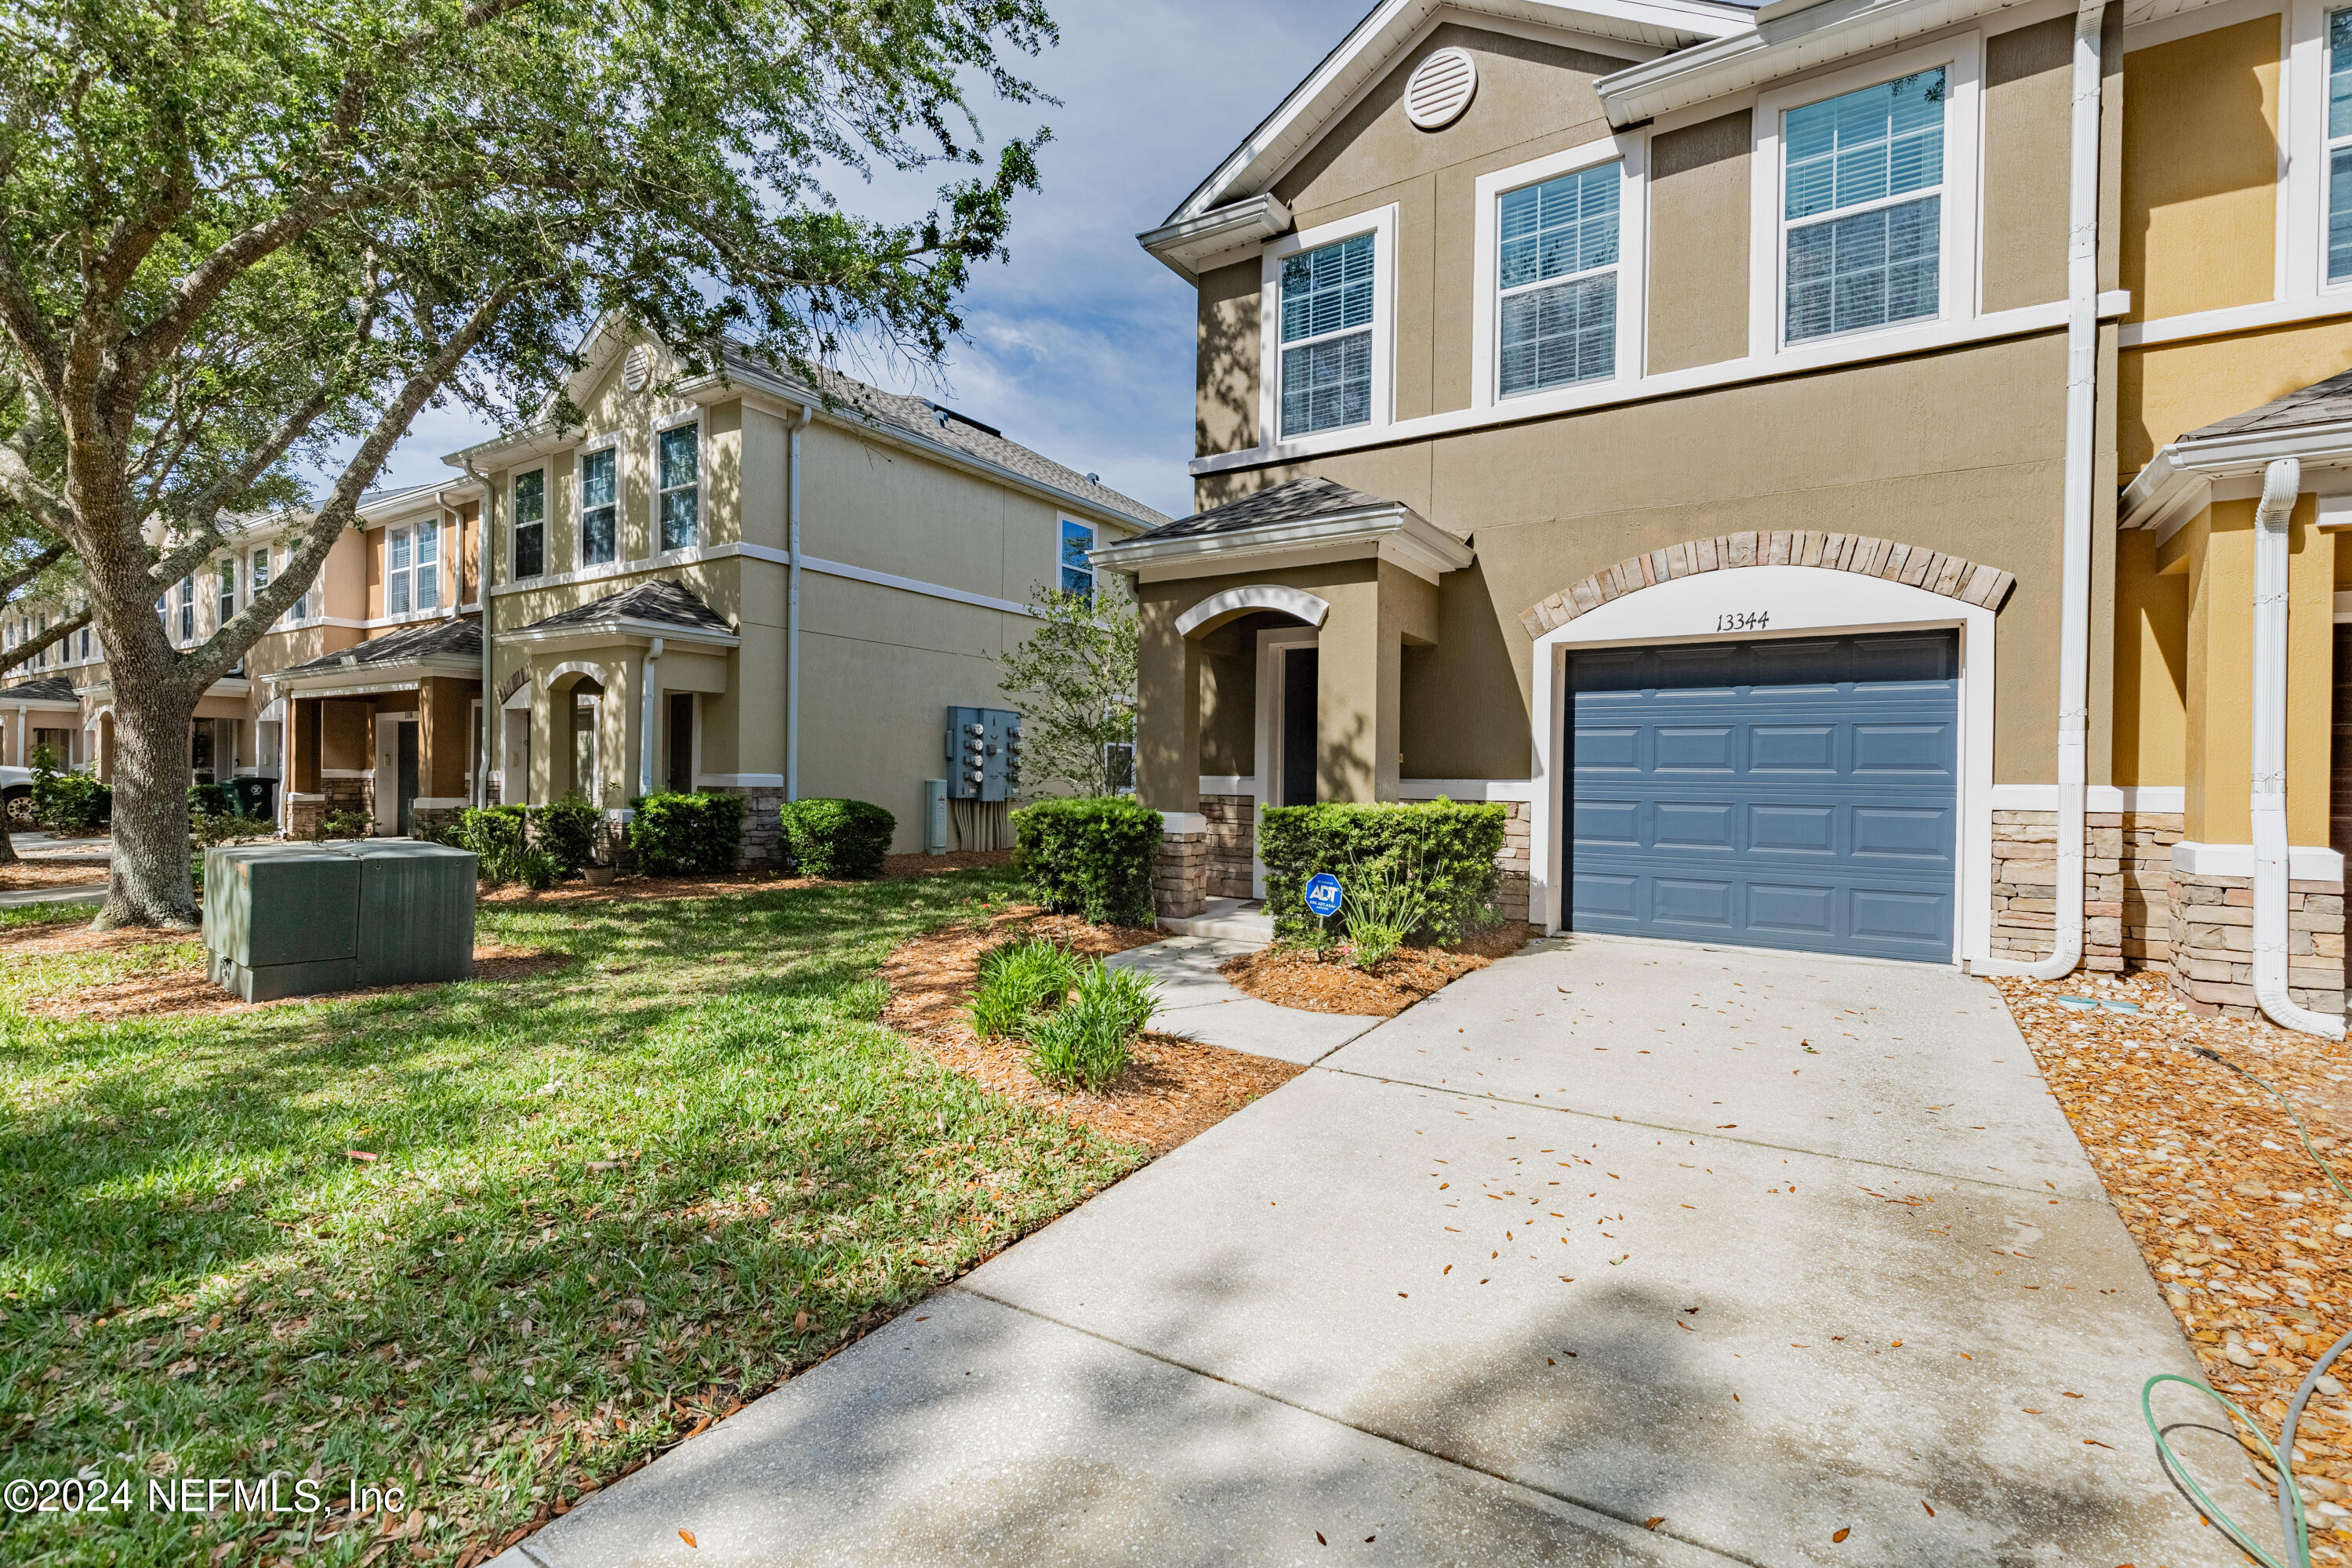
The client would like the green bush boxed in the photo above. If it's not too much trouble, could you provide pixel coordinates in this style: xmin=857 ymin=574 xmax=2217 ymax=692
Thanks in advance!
xmin=512 ymin=848 xmax=563 ymax=891
xmin=1259 ymin=800 xmax=1506 ymax=946
xmin=628 ymin=792 xmax=745 ymax=877
xmin=779 ymin=797 xmax=895 ymax=880
xmin=319 ymin=809 xmax=372 ymax=840
xmin=1010 ymin=795 xmax=1160 ymax=927
xmin=967 ymin=939 xmax=1083 ymax=1040
xmin=187 ymin=781 xmax=233 ymax=818
xmin=1023 ymin=960 xmax=1159 ymax=1092
xmin=1341 ymin=852 xmax=1435 ymax=971
xmin=454 ymin=805 xmax=531 ymax=882
xmin=32 ymin=761 xmax=110 ymax=833
xmin=532 ymin=794 xmax=601 ymax=875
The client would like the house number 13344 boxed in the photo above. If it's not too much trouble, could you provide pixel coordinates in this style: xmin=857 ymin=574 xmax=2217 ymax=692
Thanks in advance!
xmin=1715 ymin=611 xmax=1769 ymax=631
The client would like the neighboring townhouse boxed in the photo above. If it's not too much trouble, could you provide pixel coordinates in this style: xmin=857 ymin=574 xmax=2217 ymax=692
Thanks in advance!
xmin=1108 ymin=0 xmax=2352 ymax=1025
xmin=444 ymin=326 xmax=1163 ymax=857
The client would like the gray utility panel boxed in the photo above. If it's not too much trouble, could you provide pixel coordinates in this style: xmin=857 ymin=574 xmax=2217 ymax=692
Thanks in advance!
xmin=1567 ymin=631 xmax=1959 ymax=964
xmin=205 ymin=840 xmax=477 ymax=1001
xmin=945 ymin=707 xmax=1023 ymax=801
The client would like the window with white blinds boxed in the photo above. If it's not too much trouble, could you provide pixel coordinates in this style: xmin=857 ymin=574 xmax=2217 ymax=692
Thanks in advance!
xmin=1782 ymin=68 xmax=1946 ymax=343
xmin=580 ymin=447 xmax=618 ymax=567
xmin=1497 ymin=162 xmax=1620 ymax=395
xmin=2329 ymin=10 xmax=2352 ymax=283
xmin=387 ymin=519 xmax=440 ymax=615
xmin=1279 ymin=232 xmax=1376 ymax=438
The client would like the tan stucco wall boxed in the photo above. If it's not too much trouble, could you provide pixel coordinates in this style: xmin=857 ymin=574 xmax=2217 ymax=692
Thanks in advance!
xmin=1645 ymin=110 xmax=1751 ymax=375
xmin=1196 ymin=260 xmax=1261 ymax=459
xmin=1192 ymin=329 xmax=2093 ymax=785
xmin=2119 ymin=14 xmax=2281 ymax=325
xmin=2112 ymin=528 xmax=2187 ymax=788
xmin=2120 ymin=318 xmax=2352 ymax=474
xmin=2178 ymin=497 xmax=2336 ymax=842
xmin=1981 ymin=16 xmax=2075 ymax=314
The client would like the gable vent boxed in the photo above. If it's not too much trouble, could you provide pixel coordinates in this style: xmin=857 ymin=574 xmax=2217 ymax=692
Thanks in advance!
xmin=1404 ymin=47 xmax=1477 ymax=131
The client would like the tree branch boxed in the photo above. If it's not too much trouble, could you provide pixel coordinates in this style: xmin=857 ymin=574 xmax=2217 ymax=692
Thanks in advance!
xmin=0 ymin=605 xmax=90 ymax=678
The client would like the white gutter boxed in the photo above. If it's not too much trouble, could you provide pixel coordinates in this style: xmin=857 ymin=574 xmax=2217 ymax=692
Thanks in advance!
xmin=1979 ymin=0 xmax=2103 ymax=982
xmin=638 ymin=636 xmax=664 ymax=800
xmin=2250 ymin=459 xmax=2344 ymax=1037
xmin=787 ymin=402 xmax=814 ymax=802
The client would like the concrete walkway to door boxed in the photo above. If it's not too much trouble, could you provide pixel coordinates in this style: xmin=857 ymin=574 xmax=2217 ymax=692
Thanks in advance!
xmin=494 ymin=936 xmax=2255 ymax=1568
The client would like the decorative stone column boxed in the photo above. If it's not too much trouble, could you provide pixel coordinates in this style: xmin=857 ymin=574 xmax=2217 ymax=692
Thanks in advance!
xmin=1203 ymin=793 xmax=1254 ymax=898
xmin=2167 ymin=847 xmax=2347 ymax=1018
xmin=1156 ymin=810 xmax=1207 ymax=922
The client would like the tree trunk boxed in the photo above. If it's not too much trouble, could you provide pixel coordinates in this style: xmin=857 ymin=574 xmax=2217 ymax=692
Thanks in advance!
xmin=0 ymin=808 xmax=17 ymax=867
xmin=97 ymin=679 xmax=198 ymax=928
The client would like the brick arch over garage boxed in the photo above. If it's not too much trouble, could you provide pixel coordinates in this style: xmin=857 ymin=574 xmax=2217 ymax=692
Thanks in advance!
xmin=1517 ymin=531 xmax=2018 ymax=638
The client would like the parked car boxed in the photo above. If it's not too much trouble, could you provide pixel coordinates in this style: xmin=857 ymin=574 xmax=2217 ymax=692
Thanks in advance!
xmin=0 ymin=764 xmax=32 ymax=828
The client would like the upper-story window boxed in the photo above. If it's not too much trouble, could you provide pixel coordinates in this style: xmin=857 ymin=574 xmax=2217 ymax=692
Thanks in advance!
xmin=31 ymin=613 xmax=45 ymax=669
xmin=1060 ymin=520 xmax=1096 ymax=597
xmin=1782 ymin=68 xmax=1946 ymax=344
xmin=1497 ymin=163 xmax=1621 ymax=395
xmin=580 ymin=446 xmax=618 ymax=567
xmin=513 ymin=469 xmax=546 ymax=580
xmin=1279 ymin=231 xmax=1376 ymax=437
xmin=78 ymin=625 xmax=90 ymax=662
xmin=217 ymin=561 xmax=236 ymax=630
xmin=251 ymin=547 xmax=270 ymax=602
xmin=658 ymin=421 xmax=700 ymax=553
xmin=387 ymin=520 xmax=441 ymax=615
xmin=177 ymin=576 xmax=194 ymax=643
xmin=2328 ymin=11 xmax=2352 ymax=284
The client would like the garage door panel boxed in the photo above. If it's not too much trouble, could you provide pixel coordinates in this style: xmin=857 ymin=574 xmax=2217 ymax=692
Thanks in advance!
xmin=1569 ymin=630 xmax=1958 ymax=963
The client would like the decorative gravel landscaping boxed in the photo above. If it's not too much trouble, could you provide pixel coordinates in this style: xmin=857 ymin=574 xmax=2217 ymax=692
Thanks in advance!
xmin=0 ymin=866 xmax=1145 ymax=1568
xmin=1994 ymin=968 xmax=2352 ymax=1545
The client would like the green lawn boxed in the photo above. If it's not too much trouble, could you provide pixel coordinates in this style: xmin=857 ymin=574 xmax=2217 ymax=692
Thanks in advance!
xmin=0 ymin=869 xmax=1145 ymax=1567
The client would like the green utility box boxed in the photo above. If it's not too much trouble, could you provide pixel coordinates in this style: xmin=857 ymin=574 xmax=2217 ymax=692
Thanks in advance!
xmin=204 ymin=840 xmax=476 ymax=1001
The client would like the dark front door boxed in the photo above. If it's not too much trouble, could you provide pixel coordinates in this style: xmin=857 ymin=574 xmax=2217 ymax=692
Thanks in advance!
xmin=395 ymin=720 xmax=419 ymax=837
xmin=1280 ymin=647 xmax=1318 ymax=807
xmin=667 ymin=692 xmax=695 ymax=794
xmin=1568 ymin=631 xmax=1960 ymax=963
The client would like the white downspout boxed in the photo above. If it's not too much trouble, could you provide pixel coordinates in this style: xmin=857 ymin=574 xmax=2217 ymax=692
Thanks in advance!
xmin=787 ymin=403 xmax=814 ymax=803
xmin=2251 ymin=459 xmax=2343 ymax=1037
xmin=463 ymin=461 xmax=494 ymax=809
xmin=638 ymin=636 xmax=664 ymax=800
xmin=1981 ymin=0 xmax=2104 ymax=982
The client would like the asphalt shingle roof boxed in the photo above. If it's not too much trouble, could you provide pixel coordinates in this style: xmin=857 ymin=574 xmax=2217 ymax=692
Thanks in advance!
xmin=509 ymin=579 xmax=732 ymax=638
xmin=0 ymin=675 xmax=78 ymax=703
xmin=2182 ymin=365 xmax=2352 ymax=442
xmin=718 ymin=348 xmax=1171 ymax=529
xmin=277 ymin=616 xmax=482 ymax=678
xmin=1139 ymin=476 xmax=1401 ymax=541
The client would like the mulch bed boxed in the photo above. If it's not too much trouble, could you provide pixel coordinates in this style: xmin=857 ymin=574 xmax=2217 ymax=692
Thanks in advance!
xmin=877 ymin=908 xmax=1305 ymax=1156
xmin=477 ymin=850 xmax=1015 ymax=908
xmin=16 ymin=939 xmax=572 ymax=1020
xmin=1219 ymin=922 xmax=1540 ymax=1017
xmin=0 ymin=861 xmax=111 ymax=890
xmin=1992 ymin=968 xmax=2352 ymax=1530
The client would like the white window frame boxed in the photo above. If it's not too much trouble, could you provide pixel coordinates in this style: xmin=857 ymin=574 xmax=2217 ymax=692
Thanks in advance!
xmin=177 ymin=576 xmax=195 ymax=644
xmin=1749 ymin=38 xmax=1982 ymax=361
xmin=575 ymin=434 xmax=623 ymax=571
xmin=511 ymin=466 xmax=549 ymax=583
xmin=1471 ymin=135 xmax=1647 ymax=411
xmin=1258 ymin=204 xmax=1399 ymax=451
xmin=650 ymin=413 xmax=705 ymax=557
xmin=1057 ymin=517 xmax=1098 ymax=597
xmin=384 ymin=518 xmax=443 ymax=617
xmin=217 ymin=557 xmax=237 ymax=630
xmin=2289 ymin=0 xmax=2352 ymax=301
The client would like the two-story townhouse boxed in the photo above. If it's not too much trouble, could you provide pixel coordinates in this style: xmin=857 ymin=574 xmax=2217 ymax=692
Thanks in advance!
xmin=1107 ymin=0 xmax=2352 ymax=1027
xmin=444 ymin=326 xmax=1163 ymax=858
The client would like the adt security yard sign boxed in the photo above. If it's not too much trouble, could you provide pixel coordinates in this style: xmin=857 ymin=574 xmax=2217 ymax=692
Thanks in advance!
xmin=1304 ymin=873 xmax=1343 ymax=918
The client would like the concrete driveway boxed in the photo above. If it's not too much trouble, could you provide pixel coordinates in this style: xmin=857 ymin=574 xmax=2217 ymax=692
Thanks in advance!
xmin=496 ymin=935 xmax=2253 ymax=1568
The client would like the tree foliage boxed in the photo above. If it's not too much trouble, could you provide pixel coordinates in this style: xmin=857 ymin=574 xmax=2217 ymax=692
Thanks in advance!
xmin=996 ymin=586 xmax=1137 ymax=800
xmin=0 ymin=0 xmax=1060 ymax=924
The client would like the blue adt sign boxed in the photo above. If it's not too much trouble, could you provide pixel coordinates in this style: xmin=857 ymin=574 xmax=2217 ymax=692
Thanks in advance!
xmin=1304 ymin=873 xmax=1344 ymax=918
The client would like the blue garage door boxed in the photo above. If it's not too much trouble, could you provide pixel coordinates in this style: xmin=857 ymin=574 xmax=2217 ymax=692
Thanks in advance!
xmin=1569 ymin=632 xmax=1958 ymax=963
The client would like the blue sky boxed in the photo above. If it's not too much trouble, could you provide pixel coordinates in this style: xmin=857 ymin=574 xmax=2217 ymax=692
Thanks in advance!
xmin=371 ymin=0 xmax=1372 ymax=522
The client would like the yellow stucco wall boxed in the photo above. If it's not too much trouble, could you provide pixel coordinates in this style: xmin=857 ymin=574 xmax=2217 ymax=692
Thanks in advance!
xmin=2111 ymin=528 xmax=2187 ymax=787
xmin=2118 ymin=15 xmax=2281 ymax=326
xmin=2121 ymin=318 xmax=2352 ymax=474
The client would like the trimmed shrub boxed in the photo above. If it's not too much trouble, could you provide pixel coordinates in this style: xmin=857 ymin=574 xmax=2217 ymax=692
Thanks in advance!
xmin=455 ymin=805 xmax=531 ymax=882
xmin=532 ymin=795 xmax=601 ymax=876
xmin=1259 ymin=799 xmax=1506 ymax=946
xmin=320 ymin=809 xmax=372 ymax=840
xmin=187 ymin=781 xmax=233 ymax=818
xmin=779 ymin=797 xmax=895 ymax=880
xmin=1023 ymin=960 xmax=1158 ymax=1092
xmin=33 ymin=766 xmax=111 ymax=833
xmin=967 ymin=939 xmax=1083 ymax=1040
xmin=1011 ymin=795 xmax=1160 ymax=927
xmin=628 ymin=792 xmax=745 ymax=877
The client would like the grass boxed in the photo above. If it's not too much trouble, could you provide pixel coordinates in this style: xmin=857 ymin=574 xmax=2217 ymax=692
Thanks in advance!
xmin=0 ymin=867 xmax=1145 ymax=1567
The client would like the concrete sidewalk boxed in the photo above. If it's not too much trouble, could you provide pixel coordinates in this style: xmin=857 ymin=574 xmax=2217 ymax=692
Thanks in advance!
xmin=496 ymin=936 xmax=2252 ymax=1568
xmin=1106 ymin=935 xmax=1384 ymax=1064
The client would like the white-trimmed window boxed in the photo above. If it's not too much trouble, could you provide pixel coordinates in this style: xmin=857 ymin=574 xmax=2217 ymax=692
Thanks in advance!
xmin=78 ymin=624 xmax=90 ymax=662
xmin=579 ymin=445 xmax=619 ymax=568
xmin=32 ymin=613 xmax=45 ymax=669
xmin=2329 ymin=9 xmax=2352 ymax=283
xmin=656 ymin=419 xmax=700 ymax=554
xmin=1780 ymin=68 xmax=1947 ymax=343
xmin=251 ymin=547 xmax=270 ymax=603
xmin=1497 ymin=162 xmax=1621 ymax=394
xmin=513 ymin=468 xmax=546 ymax=580
xmin=285 ymin=546 xmax=311 ymax=622
xmin=1059 ymin=519 xmax=1096 ymax=597
xmin=177 ymin=576 xmax=194 ymax=643
xmin=217 ymin=560 xmax=236 ymax=630
xmin=1278 ymin=232 xmax=1377 ymax=437
xmin=387 ymin=519 xmax=441 ymax=615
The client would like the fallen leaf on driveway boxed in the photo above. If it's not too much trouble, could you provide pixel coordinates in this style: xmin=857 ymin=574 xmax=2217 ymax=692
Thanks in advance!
xmin=1644 ymin=1517 xmax=1664 ymax=1530
xmin=1832 ymin=1526 xmax=1851 ymax=1542
xmin=678 ymin=1529 xmax=697 ymax=1548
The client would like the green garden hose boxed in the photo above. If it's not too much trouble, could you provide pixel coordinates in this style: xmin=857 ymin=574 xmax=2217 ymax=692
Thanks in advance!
xmin=2143 ymin=1327 xmax=2352 ymax=1566
xmin=2188 ymin=1047 xmax=2351 ymax=1203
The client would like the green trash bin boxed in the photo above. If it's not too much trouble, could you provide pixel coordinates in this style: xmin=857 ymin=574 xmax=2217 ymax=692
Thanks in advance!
xmin=226 ymin=775 xmax=278 ymax=822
